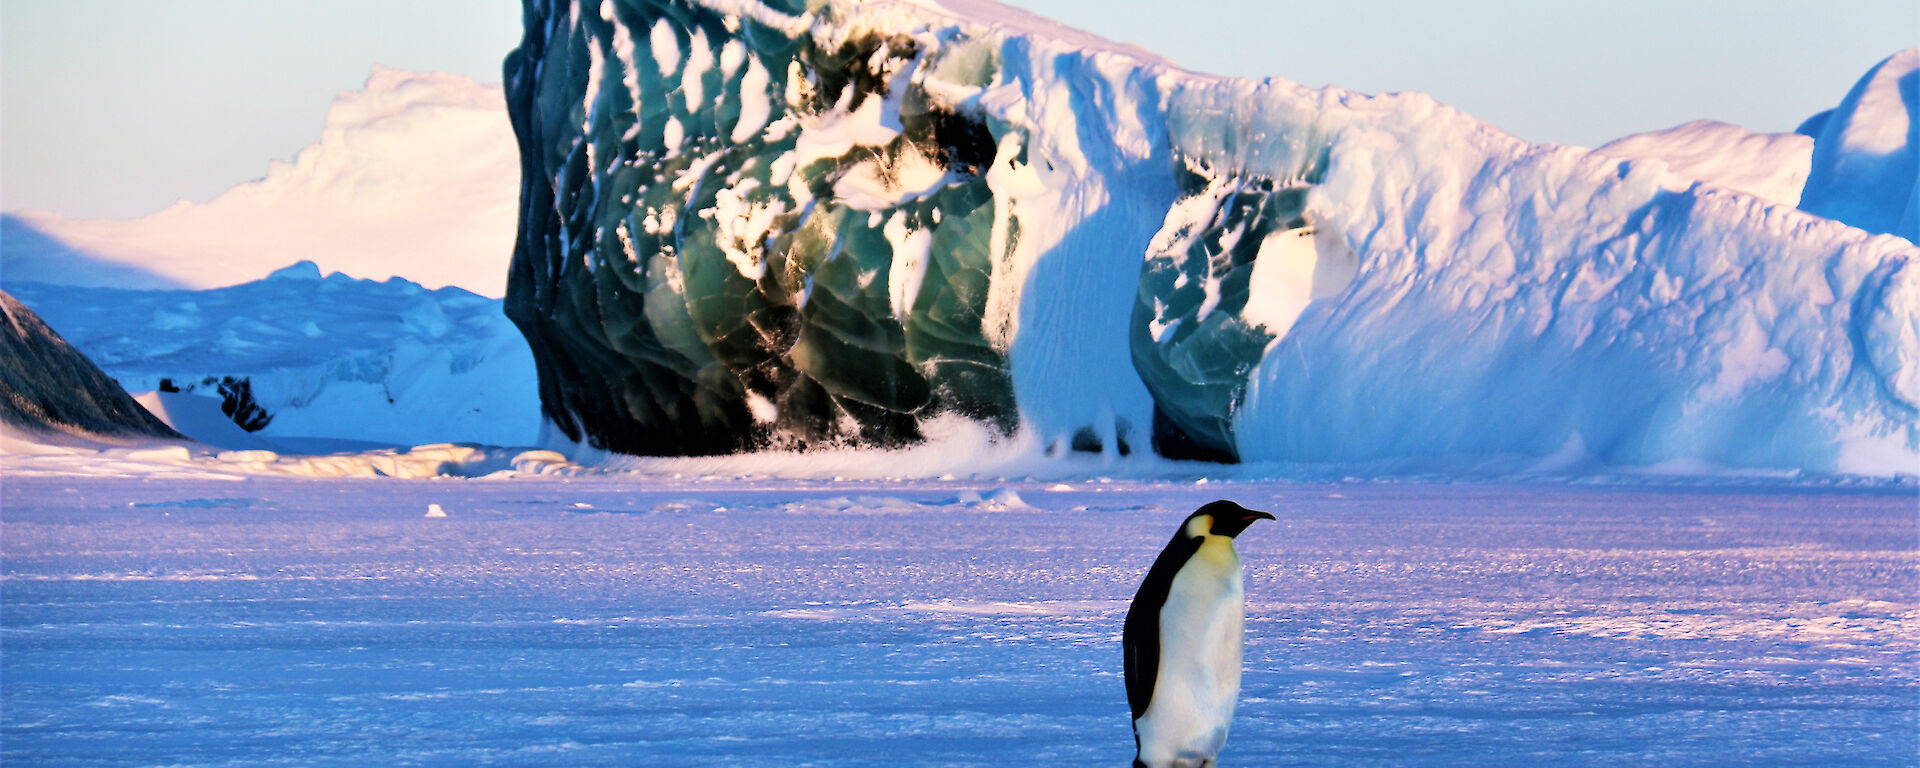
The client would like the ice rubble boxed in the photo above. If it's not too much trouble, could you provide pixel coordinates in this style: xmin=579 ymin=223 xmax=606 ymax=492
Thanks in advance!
xmin=0 ymin=67 xmax=520 ymax=297
xmin=1 ymin=290 xmax=560 ymax=481
xmin=503 ymin=0 xmax=1915 ymax=476
xmin=4 ymin=264 xmax=541 ymax=450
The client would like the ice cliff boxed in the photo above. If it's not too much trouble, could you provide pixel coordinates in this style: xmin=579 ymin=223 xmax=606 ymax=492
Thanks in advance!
xmin=505 ymin=0 xmax=1918 ymax=475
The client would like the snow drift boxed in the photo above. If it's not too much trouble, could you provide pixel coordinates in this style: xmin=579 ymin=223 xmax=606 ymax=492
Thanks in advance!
xmin=1 ymin=67 xmax=520 ymax=297
xmin=1594 ymin=120 xmax=1813 ymax=208
xmin=503 ymin=0 xmax=1916 ymax=476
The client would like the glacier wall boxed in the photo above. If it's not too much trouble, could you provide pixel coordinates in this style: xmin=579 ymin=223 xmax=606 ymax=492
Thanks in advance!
xmin=505 ymin=0 xmax=1919 ymax=475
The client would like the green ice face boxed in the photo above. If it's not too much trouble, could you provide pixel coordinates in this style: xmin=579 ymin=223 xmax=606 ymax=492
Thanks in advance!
xmin=505 ymin=0 xmax=1015 ymax=455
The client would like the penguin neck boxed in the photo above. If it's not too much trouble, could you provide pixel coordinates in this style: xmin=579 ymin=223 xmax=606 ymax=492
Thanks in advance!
xmin=1191 ymin=533 xmax=1241 ymax=571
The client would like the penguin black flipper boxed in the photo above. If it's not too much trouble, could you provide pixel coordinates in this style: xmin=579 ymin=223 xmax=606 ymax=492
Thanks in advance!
xmin=1123 ymin=528 xmax=1205 ymax=719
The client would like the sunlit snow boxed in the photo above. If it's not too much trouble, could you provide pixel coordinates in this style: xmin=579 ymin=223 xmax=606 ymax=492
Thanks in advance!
xmin=0 ymin=68 xmax=518 ymax=297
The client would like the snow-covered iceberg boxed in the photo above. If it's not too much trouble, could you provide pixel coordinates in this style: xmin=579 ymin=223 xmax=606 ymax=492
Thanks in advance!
xmin=504 ymin=0 xmax=1918 ymax=476
xmin=1 ymin=67 xmax=520 ymax=297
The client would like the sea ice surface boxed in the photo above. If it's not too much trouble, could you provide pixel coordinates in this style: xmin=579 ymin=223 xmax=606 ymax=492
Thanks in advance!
xmin=3 ymin=475 xmax=1912 ymax=766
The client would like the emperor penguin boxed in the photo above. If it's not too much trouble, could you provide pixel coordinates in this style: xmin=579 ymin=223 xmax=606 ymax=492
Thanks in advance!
xmin=1124 ymin=499 xmax=1274 ymax=768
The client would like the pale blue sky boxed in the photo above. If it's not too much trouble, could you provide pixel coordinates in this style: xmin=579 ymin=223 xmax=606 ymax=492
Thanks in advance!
xmin=3 ymin=0 xmax=1914 ymax=219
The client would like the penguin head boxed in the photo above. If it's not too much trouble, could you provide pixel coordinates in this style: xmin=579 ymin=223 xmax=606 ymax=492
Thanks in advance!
xmin=1184 ymin=499 xmax=1275 ymax=539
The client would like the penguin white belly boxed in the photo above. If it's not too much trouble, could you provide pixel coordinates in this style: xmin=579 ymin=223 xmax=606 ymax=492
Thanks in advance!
xmin=1135 ymin=537 xmax=1244 ymax=768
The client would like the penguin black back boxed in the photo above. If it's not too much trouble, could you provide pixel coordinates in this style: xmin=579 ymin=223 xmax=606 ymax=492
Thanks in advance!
xmin=1123 ymin=522 xmax=1205 ymax=719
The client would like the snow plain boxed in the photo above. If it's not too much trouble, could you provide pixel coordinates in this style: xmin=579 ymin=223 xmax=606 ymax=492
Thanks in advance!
xmin=3 ymin=473 xmax=1913 ymax=766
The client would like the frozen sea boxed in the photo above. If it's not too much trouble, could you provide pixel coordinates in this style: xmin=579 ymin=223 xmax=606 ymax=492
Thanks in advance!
xmin=2 ymin=475 xmax=1915 ymax=766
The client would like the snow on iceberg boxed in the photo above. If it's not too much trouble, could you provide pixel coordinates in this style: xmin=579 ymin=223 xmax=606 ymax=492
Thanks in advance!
xmin=4 ymin=265 xmax=540 ymax=450
xmin=504 ymin=0 xmax=1918 ymax=476
xmin=1594 ymin=120 xmax=1813 ymax=208
xmin=1 ymin=67 xmax=520 ymax=297
xmin=1800 ymin=49 xmax=1919 ymax=242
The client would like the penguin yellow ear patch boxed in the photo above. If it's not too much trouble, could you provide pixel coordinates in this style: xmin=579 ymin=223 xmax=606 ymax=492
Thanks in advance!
xmin=1185 ymin=515 xmax=1214 ymax=538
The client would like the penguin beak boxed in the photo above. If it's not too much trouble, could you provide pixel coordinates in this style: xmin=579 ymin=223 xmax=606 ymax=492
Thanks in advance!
xmin=1213 ymin=507 xmax=1274 ymax=537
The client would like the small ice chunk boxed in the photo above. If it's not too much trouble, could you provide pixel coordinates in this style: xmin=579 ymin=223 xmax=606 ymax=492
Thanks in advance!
xmin=988 ymin=488 xmax=1030 ymax=509
xmin=425 ymin=503 xmax=448 ymax=518
xmin=956 ymin=488 xmax=1030 ymax=510
xmin=125 ymin=446 xmax=193 ymax=463
xmin=745 ymin=389 xmax=779 ymax=423
xmin=216 ymin=450 xmax=279 ymax=463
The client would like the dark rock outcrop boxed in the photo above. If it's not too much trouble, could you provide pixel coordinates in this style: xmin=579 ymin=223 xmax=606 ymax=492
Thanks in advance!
xmin=0 ymin=291 xmax=182 ymax=441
